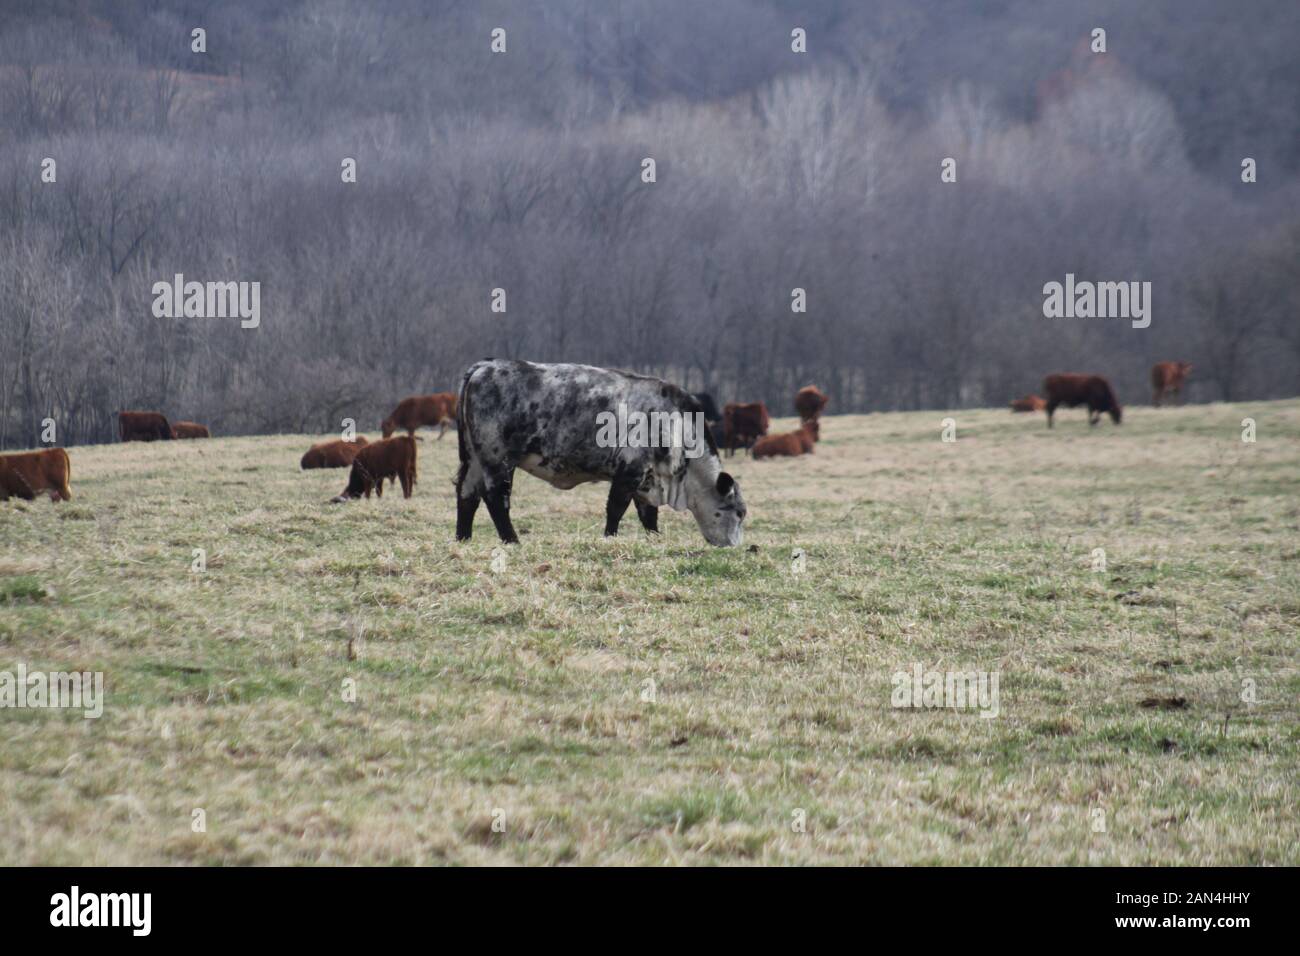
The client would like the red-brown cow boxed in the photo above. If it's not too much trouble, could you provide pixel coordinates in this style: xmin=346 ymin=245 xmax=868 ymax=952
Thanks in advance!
xmin=1043 ymin=373 xmax=1122 ymax=428
xmin=301 ymin=437 xmax=369 ymax=470
xmin=721 ymin=402 xmax=771 ymax=457
xmin=794 ymin=385 xmax=829 ymax=422
xmin=1151 ymin=361 xmax=1193 ymax=406
xmin=0 ymin=448 xmax=72 ymax=501
xmin=1009 ymin=395 xmax=1046 ymax=413
xmin=754 ymin=419 xmax=819 ymax=459
xmin=119 ymin=411 xmax=172 ymax=442
xmin=332 ymin=436 xmax=417 ymax=500
xmin=172 ymin=421 xmax=211 ymax=439
xmin=381 ymin=393 xmax=457 ymax=439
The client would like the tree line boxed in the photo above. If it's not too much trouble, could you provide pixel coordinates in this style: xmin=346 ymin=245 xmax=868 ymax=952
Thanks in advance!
xmin=1 ymin=0 xmax=1297 ymax=448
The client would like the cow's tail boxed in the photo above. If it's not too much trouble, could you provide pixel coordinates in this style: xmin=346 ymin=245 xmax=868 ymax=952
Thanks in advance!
xmin=57 ymin=448 xmax=72 ymax=500
xmin=457 ymin=360 xmax=490 ymax=467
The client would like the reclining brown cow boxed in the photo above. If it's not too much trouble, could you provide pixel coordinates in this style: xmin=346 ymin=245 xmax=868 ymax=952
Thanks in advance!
xmin=1009 ymin=395 xmax=1046 ymax=413
xmin=331 ymin=436 xmax=417 ymax=501
xmin=119 ymin=411 xmax=172 ymax=442
xmin=0 ymin=448 xmax=72 ymax=501
xmin=172 ymin=421 xmax=211 ymax=439
xmin=381 ymin=393 xmax=457 ymax=440
xmin=301 ymin=437 xmax=369 ymax=470
xmin=754 ymin=419 xmax=819 ymax=458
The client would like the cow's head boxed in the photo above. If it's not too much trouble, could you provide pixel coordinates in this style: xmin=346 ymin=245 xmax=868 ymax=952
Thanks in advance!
xmin=380 ymin=417 xmax=395 ymax=439
xmin=1178 ymin=362 xmax=1193 ymax=376
xmin=686 ymin=469 xmax=746 ymax=547
xmin=1110 ymin=403 xmax=1123 ymax=424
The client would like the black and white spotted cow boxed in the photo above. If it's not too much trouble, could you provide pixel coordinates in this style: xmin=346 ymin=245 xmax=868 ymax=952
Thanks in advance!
xmin=455 ymin=360 xmax=747 ymax=546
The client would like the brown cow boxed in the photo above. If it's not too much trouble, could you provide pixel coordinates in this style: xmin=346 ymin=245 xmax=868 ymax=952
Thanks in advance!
xmin=754 ymin=418 xmax=820 ymax=459
xmin=332 ymin=436 xmax=417 ymax=501
xmin=0 ymin=448 xmax=72 ymax=501
xmin=1009 ymin=395 xmax=1046 ymax=413
xmin=1043 ymin=373 xmax=1122 ymax=428
xmin=119 ymin=411 xmax=172 ymax=442
xmin=172 ymin=421 xmax=211 ymax=439
xmin=1151 ymin=361 xmax=1192 ymax=406
xmin=721 ymin=402 xmax=770 ymax=457
xmin=381 ymin=393 xmax=457 ymax=440
xmin=301 ymin=437 xmax=369 ymax=470
xmin=794 ymin=385 xmax=829 ymax=422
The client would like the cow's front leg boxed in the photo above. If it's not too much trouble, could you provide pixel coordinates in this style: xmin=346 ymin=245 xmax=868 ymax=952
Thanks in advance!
xmin=482 ymin=466 xmax=520 ymax=544
xmin=604 ymin=479 xmax=636 ymax=537
xmin=633 ymin=499 xmax=659 ymax=534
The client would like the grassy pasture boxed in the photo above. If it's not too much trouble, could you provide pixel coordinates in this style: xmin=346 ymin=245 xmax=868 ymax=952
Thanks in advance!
xmin=1 ymin=400 xmax=1297 ymax=865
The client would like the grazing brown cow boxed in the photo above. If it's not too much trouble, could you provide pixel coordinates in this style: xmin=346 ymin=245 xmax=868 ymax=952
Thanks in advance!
xmin=300 ymin=437 xmax=369 ymax=470
xmin=1151 ymin=361 xmax=1193 ymax=406
xmin=0 ymin=449 xmax=72 ymax=501
xmin=172 ymin=421 xmax=211 ymax=439
xmin=721 ymin=402 xmax=771 ymax=457
xmin=332 ymin=436 xmax=417 ymax=501
xmin=1043 ymin=373 xmax=1122 ymax=428
xmin=119 ymin=411 xmax=172 ymax=442
xmin=754 ymin=419 xmax=819 ymax=459
xmin=381 ymin=393 xmax=457 ymax=440
xmin=794 ymin=385 xmax=829 ymax=422
xmin=1009 ymin=395 xmax=1046 ymax=413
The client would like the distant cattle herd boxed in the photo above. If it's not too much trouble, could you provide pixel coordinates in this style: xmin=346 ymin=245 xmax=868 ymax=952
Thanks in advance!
xmin=1 ymin=361 xmax=1194 ymax=544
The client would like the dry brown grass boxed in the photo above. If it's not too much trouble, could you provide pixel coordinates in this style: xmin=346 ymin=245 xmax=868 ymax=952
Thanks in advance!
xmin=1 ymin=399 xmax=1297 ymax=864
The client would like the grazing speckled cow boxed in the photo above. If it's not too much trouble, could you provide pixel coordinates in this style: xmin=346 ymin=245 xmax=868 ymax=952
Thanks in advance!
xmin=455 ymin=360 xmax=746 ymax=546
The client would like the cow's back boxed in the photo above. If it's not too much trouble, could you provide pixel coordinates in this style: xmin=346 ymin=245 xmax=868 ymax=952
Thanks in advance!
xmin=460 ymin=359 xmax=710 ymax=486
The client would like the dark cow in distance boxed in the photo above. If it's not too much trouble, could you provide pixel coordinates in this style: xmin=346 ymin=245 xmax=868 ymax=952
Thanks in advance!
xmin=1009 ymin=395 xmax=1046 ymax=413
xmin=301 ymin=437 xmax=368 ymax=469
xmin=691 ymin=392 xmax=722 ymax=426
xmin=332 ymin=436 xmax=417 ymax=501
xmin=1043 ymin=373 xmax=1122 ymax=428
xmin=119 ymin=411 xmax=172 ymax=442
xmin=172 ymin=421 xmax=211 ymax=439
xmin=1151 ymin=361 xmax=1193 ymax=406
xmin=0 ymin=449 xmax=72 ymax=501
xmin=794 ymin=385 xmax=829 ymax=422
xmin=456 ymin=360 xmax=745 ymax=546
xmin=754 ymin=419 xmax=819 ymax=458
xmin=721 ymin=402 xmax=770 ymax=456
xmin=382 ymin=393 xmax=457 ymax=440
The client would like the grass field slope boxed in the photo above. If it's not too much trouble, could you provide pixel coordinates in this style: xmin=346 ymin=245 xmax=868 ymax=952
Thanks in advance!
xmin=1 ymin=400 xmax=1297 ymax=865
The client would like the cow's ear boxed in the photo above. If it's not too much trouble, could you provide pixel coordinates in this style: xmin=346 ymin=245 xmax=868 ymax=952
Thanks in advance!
xmin=716 ymin=472 xmax=735 ymax=495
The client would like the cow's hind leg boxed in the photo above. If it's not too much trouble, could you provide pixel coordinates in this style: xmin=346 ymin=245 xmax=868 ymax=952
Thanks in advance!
xmin=1046 ymin=401 xmax=1058 ymax=428
xmin=482 ymin=466 xmax=519 ymax=544
xmin=633 ymin=499 xmax=659 ymax=534
xmin=456 ymin=459 xmax=483 ymax=541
